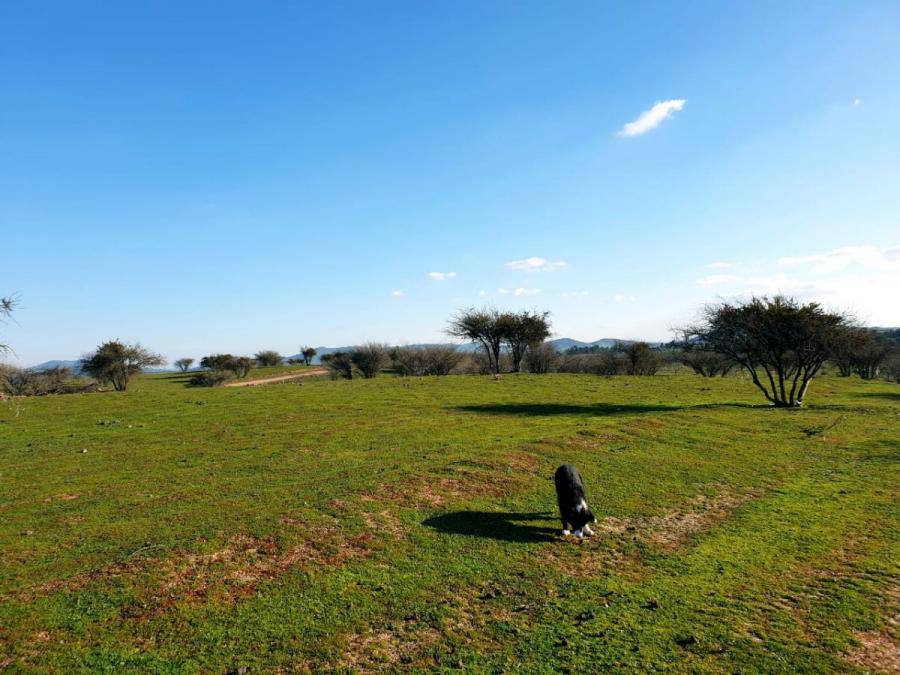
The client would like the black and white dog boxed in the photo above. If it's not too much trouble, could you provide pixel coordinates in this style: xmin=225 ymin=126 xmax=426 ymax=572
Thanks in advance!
xmin=554 ymin=464 xmax=596 ymax=538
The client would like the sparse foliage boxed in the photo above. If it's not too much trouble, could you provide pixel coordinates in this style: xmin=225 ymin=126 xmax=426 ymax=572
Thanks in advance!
xmin=350 ymin=343 xmax=389 ymax=378
xmin=174 ymin=358 xmax=194 ymax=373
xmin=623 ymin=342 xmax=659 ymax=375
xmin=686 ymin=296 xmax=853 ymax=407
xmin=0 ymin=365 xmax=82 ymax=396
xmin=679 ymin=349 xmax=735 ymax=377
xmin=1 ymin=296 xmax=17 ymax=354
xmin=80 ymin=341 xmax=165 ymax=391
xmin=524 ymin=343 xmax=559 ymax=374
xmin=254 ymin=350 xmax=283 ymax=367
xmin=392 ymin=346 xmax=463 ymax=376
xmin=321 ymin=351 xmax=353 ymax=380
xmin=199 ymin=353 xmax=252 ymax=378
xmin=448 ymin=308 xmax=507 ymax=374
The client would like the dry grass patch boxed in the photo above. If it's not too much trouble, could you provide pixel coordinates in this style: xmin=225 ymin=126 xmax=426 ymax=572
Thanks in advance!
xmin=844 ymin=630 xmax=900 ymax=674
xmin=340 ymin=623 xmax=440 ymax=670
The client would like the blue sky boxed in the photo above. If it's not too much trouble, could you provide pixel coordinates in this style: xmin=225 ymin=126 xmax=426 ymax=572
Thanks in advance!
xmin=2 ymin=1 xmax=899 ymax=366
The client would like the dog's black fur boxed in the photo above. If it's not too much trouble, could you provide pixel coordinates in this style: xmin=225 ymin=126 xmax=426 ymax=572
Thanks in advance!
xmin=554 ymin=464 xmax=596 ymax=536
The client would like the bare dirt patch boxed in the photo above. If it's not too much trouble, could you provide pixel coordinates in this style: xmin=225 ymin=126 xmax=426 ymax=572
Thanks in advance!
xmin=223 ymin=368 xmax=327 ymax=387
xmin=844 ymin=630 xmax=900 ymax=674
xmin=598 ymin=486 xmax=763 ymax=551
xmin=341 ymin=623 xmax=440 ymax=670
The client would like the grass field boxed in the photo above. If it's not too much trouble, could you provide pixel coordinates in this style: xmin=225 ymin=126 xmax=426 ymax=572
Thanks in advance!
xmin=1 ymin=369 xmax=897 ymax=672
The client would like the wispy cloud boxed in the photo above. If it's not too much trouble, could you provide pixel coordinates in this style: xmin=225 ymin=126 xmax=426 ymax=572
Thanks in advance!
xmin=505 ymin=257 xmax=567 ymax=273
xmin=612 ymin=294 xmax=636 ymax=303
xmin=619 ymin=99 xmax=686 ymax=137
xmin=427 ymin=271 xmax=457 ymax=281
xmin=514 ymin=287 xmax=540 ymax=296
xmin=853 ymin=98 xmax=862 ymax=107
xmin=496 ymin=288 xmax=509 ymax=295
xmin=706 ymin=261 xmax=732 ymax=270
xmin=778 ymin=245 xmax=900 ymax=274
xmin=478 ymin=289 xmax=486 ymax=297
xmin=391 ymin=290 xmax=405 ymax=298
xmin=695 ymin=244 xmax=900 ymax=325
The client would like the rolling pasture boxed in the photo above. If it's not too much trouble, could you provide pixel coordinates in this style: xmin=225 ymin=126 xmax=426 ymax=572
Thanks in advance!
xmin=1 ymin=369 xmax=897 ymax=672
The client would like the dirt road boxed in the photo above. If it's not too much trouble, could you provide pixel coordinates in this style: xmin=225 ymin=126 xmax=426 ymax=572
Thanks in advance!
xmin=223 ymin=368 xmax=328 ymax=387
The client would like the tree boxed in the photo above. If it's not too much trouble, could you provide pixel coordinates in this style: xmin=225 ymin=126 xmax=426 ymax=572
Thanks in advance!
xmin=447 ymin=308 xmax=507 ymax=375
xmin=829 ymin=327 xmax=870 ymax=376
xmin=174 ymin=358 xmax=194 ymax=372
xmin=80 ymin=341 xmax=165 ymax=391
xmin=321 ymin=351 xmax=353 ymax=379
xmin=199 ymin=354 xmax=252 ymax=378
xmin=499 ymin=310 xmax=552 ymax=372
xmin=350 ymin=343 xmax=389 ymax=378
xmin=852 ymin=335 xmax=891 ymax=380
xmin=200 ymin=353 xmax=234 ymax=370
xmin=302 ymin=347 xmax=317 ymax=366
xmin=686 ymin=296 xmax=852 ymax=407
xmin=254 ymin=350 xmax=283 ymax=367
xmin=392 ymin=346 xmax=463 ymax=376
xmin=1 ymin=296 xmax=16 ymax=355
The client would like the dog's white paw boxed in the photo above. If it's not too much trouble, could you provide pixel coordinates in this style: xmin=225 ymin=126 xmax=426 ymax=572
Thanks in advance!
xmin=574 ymin=529 xmax=584 ymax=538
xmin=583 ymin=524 xmax=594 ymax=536
xmin=561 ymin=529 xmax=571 ymax=536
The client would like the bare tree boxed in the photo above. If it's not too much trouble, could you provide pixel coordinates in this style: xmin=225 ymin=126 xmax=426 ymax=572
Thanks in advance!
xmin=80 ymin=341 xmax=165 ymax=391
xmin=679 ymin=349 xmax=735 ymax=377
xmin=302 ymin=347 xmax=317 ymax=366
xmin=623 ymin=342 xmax=659 ymax=375
xmin=392 ymin=346 xmax=463 ymax=376
xmin=174 ymin=358 xmax=194 ymax=372
xmin=254 ymin=350 xmax=283 ymax=367
xmin=447 ymin=308 xmax=507 ymax=375
xmin=1 ymin=296 xmax=17 ymax=354
xmin=686 ymin=296 xmax=852 ymax=407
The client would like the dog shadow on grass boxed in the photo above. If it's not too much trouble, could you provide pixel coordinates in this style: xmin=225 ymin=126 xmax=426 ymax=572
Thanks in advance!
xmin=422 ymin=511 xmax=558 ymax=543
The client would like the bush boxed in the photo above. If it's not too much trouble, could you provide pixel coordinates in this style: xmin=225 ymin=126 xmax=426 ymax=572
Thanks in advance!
xmin=189 ymin=370 xmax=232 ymax=387
xmin=350 ymin=343 xmax=389 ymax=379
xmin=254 ymin=350 xmax=283 ymax=367
xmin=0 ymin=366 xmax=90 ymax=396
xmin=321 ymin=352 xmax=354 ymax=380
xmin=623 ymin=342 xmax=660 ymax=376
xmin=392 ymin=346 xmax=463 ymax=376
xmin=679 ymin=349 xmax=735 ymax=377
xmin=524 ymin=343 xmax=559 ymax=374
xmin=174 ymin=358 xmax=194 ymax=373
xmin=558 ymin=350 xmax=625 ymax=375
xmin=200 ymin=354 xmax=252 ymax=378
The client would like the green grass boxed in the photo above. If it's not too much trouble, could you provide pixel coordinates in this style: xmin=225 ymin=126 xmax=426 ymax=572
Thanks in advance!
xmin=1 ymin=372 xmax=897 ymax=672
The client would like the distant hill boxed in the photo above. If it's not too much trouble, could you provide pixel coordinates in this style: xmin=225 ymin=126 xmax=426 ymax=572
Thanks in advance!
xmin=28 ymin=359 xmax=173 ymax=375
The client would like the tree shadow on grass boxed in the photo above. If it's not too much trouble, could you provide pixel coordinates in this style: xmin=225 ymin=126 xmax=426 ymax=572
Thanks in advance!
xmin=453 ymin=403 xmax=679 ymax=417
xmin=422 ymin=511 xmax=558 ymax=543
xmin=859 ymin=392 xmax=900 ymax=402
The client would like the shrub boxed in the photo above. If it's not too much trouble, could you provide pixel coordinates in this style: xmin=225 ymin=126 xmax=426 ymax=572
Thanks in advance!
xmin=0 ymin=365 xmax=80 ymax=396
xmin=392 ymin=346 xmax=463 ymax=376
xmin=321 ymin=351 xmax=353 ymax=379
xmin=350 ymin=343 xmax=389 ymax=378
xmin=200 ymin=354 xmax=252 ymax=378
xmin=254 ymin=350 xmax=283 ymax=367
xmin=189 ymin=370 xmax=232 ymax=387
xmin=679 ymin=349 xmax=735 ymax=377
xmin=174 ymin=358 xmax=194 ymax=372
xmin=524 ymin=343 xmax=559 ymax=374
xmin=623 ymin=342 xmax=660 ymax=375
xmin=301 ymin=347 xmax=317 ymax=366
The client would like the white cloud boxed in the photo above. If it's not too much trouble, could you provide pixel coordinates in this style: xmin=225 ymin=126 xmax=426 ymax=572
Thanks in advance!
xmin=853 ymin=98 xmax=862 ymax=107
xmin=706 ymin=261 xmax=732 ymax=270
xmin=505 ymin=257 xmax=567 ymax=273
xmin=778 ymin=245 xmax=900 ymax=274
xmin=514 ymin=287 xmax=540 ymax=296
xmin=427 ymin=271 xmax=457 ymax=281
xmin=694 ymin=244 xmax=900 ymax=326
xmin=478 ymin=289 xmax=486 ymax=297
xmin=612 ymin=294 xmax=636 ymax=303
xmin=391 ymin=290 xmax=405 ymax=298
xmin=496 ymin=288 xmax=509 ymax=295
xmin=698 ymin=274 xmax=742 ymax=286
xmin=619 ymin=99 xmax=686 ymax=137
